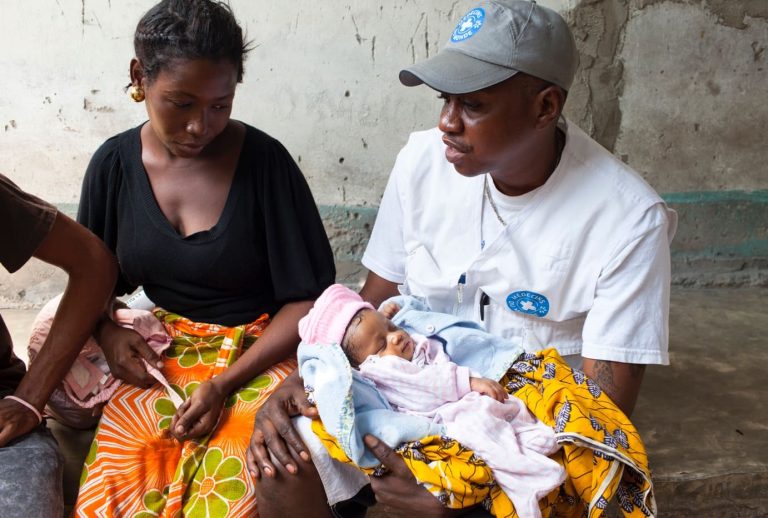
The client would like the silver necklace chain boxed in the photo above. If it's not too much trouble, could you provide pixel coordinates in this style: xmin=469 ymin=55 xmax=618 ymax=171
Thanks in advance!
xmin=483 ymin=174 xmax=507 ymax=226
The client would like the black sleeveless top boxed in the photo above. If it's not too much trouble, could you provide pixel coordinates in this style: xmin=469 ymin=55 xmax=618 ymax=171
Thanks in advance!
xmin=78 ymin=123 xmax=335 ymax=326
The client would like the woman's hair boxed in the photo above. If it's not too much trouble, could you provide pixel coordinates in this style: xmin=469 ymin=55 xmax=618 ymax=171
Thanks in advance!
xmin=134 ymin=0 xmax=251 ymax=83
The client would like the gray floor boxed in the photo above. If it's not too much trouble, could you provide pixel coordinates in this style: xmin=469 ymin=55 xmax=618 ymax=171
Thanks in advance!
xmin=4 ymin=287 xmax=767 ymax=516
xmin=632 ymin=287 xmax=768 ymax=517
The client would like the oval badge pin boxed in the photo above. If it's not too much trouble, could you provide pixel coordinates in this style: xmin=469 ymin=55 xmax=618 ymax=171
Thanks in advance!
xmin=506 ymin=291 xmax=550 ymax=318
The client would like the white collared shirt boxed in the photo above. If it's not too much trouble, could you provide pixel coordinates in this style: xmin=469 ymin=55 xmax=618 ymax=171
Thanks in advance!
xmin=362 ymin=119 xmax=677 ymax=367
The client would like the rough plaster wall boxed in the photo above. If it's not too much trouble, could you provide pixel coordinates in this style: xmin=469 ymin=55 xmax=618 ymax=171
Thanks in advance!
xmin=0 ymin=0 xmax=478 ymax=206
xmin=565 ymin=0 xmax=768 ymax=190
xmin=4 ymin=1 xmax=764 ymax=201
xmin=238 ymin=0 xmax=473 ymax=206
xmin=2 ymin=0 xmax=763 ymax=202
xmin=616 ymin=2 xmax=768 ymax=191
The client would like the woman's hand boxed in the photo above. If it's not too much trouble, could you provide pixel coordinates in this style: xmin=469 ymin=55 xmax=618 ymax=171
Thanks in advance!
xmin=97 ymin=319 xmax=162 ymax=388
xmin=170 ymin=380 xmax=226 ymax=441
xmin=364 ymin=434 xmax=464 ymax=517
xmin=469 ymin=377 xmax=507 ymax=402
xmin=247 ymin=370 xmax=318 ymax=479
xmin=0 ymin=399 xmax=40 ymax=447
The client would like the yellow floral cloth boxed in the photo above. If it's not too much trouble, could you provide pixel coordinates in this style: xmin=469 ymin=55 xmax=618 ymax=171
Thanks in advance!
xmin=76 ymin=310 xmax=295 ymax=517
xmin=313 ymin=348 xmax=655 ymax=518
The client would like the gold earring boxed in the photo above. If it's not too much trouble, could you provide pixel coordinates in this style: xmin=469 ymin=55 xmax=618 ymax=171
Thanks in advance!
xmin=128 ymin=85 xmax=145 ymax=102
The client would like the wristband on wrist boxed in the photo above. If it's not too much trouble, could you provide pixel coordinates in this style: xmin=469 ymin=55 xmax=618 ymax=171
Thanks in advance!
xmin=4 ymin=395 xmax=43 ymax=424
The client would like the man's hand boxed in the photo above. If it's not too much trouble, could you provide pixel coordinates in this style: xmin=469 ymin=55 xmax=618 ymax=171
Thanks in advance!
xmin=170 ymin=380 xmax=225 ymax=441
xmin=469 ymin=377 xmax=507 ymax=402
xmin=97 ymin=320 xmax=162 ymax=388
xmin=364 ymin=434 xmax=465 ymax=517
xmin=247 ymin=371 xmax=317 ymax=479
xmin=0 ymin=399 xmax=40 ymax=447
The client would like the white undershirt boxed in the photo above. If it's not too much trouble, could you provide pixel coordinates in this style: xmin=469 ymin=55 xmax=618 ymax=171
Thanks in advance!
xmin=480 ymin=176 xmax=542 ymax=250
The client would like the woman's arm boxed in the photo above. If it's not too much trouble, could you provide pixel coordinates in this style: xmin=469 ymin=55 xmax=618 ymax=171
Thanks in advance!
xmin=212 ymin=299 xmax=313 ymax=394
xmin=0 ymin=213 xmax=117 ymax=446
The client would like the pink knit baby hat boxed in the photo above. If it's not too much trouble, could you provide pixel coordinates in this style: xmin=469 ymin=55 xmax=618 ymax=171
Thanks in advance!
xmin=298 ymin=283 xmax=374 ymax=345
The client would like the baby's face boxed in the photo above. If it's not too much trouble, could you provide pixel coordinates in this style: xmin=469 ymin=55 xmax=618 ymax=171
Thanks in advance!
xmin=343 ymin=309 xmax=414 ymax=364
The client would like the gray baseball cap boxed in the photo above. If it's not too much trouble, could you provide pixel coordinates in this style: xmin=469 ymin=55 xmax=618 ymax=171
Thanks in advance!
xmin=400 ymin=0 xmax=578 ymax=94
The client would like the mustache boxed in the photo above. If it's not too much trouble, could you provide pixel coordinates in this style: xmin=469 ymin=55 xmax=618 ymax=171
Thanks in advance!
xmin=442 ymin=136 xmax=471 ymax=153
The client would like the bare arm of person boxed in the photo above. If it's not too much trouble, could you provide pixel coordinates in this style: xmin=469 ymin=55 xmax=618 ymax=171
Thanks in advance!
xmin=171 ymin=299 xmax=315 ymax=441
xmin=0 ymin=213 xmax=117 ymax=446
xmin=359 ymin=271 xmax=399 ymax=308
xmin=582 ymin=358 xmax=646 ymax=417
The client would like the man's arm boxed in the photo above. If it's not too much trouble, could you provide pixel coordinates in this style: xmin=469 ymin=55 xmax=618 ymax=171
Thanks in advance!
xmin=0 ymin=213 xmax=117 ymax=445
xmin=359 ymin=271 xmax=399 ymax=307
xmin=580 ymin=210 xmax=674 ymax=418
xmin=582 ymin=358 xmax=645 ymax=417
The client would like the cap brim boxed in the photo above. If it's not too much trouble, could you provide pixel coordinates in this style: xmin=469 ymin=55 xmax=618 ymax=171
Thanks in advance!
xmin=399 ymin=50 xmax=518 ymax=94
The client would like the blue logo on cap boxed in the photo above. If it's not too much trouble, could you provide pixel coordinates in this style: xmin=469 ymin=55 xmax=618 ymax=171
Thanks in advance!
xmin=507 ymin=291 xmax=550 ymax=317
xmin=451 ymin=8 xmax=485 ymax=42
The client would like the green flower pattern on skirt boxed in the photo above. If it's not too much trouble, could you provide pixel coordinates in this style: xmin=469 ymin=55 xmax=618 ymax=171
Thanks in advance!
xmin=154 ymin=382 xmax=200 ymax=430
xmin=79 ymin=437 xmax=100 ymax=487
xmin=165 ymin=335 xmax=221 ymax=368
xmin=132 ymin=487 xmax=168 ymax=518
xmin=225 ymin=374 xmax=273 ymax=407
xmin=182 ymin=448 xmax=247 ymax=517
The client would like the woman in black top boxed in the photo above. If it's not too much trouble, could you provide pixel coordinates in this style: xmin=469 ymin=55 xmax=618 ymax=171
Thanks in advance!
xmin=74 ymin=1 xmax=334 ymax=515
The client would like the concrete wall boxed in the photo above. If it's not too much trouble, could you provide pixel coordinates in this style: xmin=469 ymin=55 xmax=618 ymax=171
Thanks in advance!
xmin=1 ymin=0 xmax=766 ymax=307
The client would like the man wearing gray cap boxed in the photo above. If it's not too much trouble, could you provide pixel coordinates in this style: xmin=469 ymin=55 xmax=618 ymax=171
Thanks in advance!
xmin=251 ymin=1 xmax=675 ymax=516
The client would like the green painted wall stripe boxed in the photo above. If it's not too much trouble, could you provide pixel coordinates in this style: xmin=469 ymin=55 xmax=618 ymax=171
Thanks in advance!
xmin=661 ymin=190 xmax=768 ymax=204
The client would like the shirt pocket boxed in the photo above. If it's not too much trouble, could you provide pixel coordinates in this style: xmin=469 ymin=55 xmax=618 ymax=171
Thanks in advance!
xmin=483 ymin=299 xmax=585 ymax=357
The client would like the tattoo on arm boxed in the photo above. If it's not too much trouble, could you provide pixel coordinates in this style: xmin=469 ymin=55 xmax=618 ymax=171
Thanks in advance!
xmin=591 ymin=360 xmax=618 ymax=395
xmin=588 ymin=360 xmax=646 ymax=415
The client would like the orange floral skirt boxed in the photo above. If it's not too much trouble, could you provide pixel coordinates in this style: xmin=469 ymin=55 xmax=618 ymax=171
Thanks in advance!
xmin=75 ymin=310 xmax=295 ymax=517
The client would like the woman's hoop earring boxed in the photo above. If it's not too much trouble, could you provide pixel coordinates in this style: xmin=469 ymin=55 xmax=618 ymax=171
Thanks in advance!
xmin=128 ymin=85 xmax=145 ymax=102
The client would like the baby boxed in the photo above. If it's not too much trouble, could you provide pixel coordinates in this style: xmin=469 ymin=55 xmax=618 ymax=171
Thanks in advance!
xmin=298 ymin=284 xmax=565 ymax=518
xmin=342 ymin=298 xmax=509 ymax=415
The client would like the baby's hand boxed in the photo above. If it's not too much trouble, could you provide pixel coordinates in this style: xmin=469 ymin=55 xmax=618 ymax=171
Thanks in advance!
xmin=379 ymin=302 xmax=401 ymax=320
xmin=170 ymin=380 xmax=226 ymax=441
xmin=470 ymin=377 xmax=507 ymax=402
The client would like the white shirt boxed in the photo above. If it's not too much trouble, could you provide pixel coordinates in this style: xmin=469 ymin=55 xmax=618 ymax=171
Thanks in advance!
xmin=481 ymin=176 xmax=541 ymax=251
xmin=362 ymin=119 xmax=677 ymax=367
